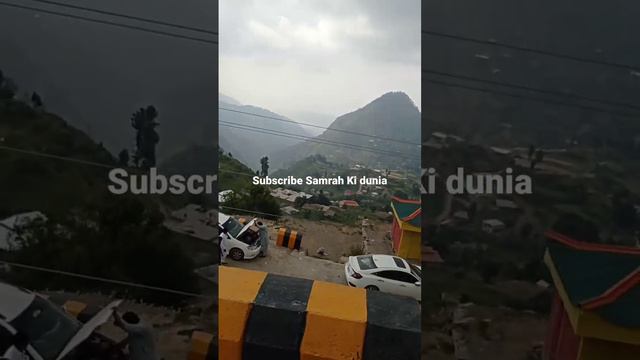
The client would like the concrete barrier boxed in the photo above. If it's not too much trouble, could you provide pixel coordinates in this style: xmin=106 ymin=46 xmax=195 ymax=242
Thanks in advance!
xmin=187 ymin=331 xmax=216 ymax=360
xmin=219 ymin=266 xmax=266 ymax=360
xmin=218 ymin=266 xmax=420 ymax=360
xmin=276 ymin=227 xmax=303 ymax=250
xmin=46 ymin=297 xmax=100 ymax=323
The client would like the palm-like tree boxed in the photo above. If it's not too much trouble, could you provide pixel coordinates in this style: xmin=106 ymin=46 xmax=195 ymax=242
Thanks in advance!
xmin=130 ymin=105 xmax=160 ymax=168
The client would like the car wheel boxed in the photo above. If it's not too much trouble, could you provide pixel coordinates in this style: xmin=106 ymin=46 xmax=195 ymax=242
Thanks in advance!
xmin=229 ymin=248 xmax=244 ymax=261
xmin=365 ymin=285 xmax=379 ymax=291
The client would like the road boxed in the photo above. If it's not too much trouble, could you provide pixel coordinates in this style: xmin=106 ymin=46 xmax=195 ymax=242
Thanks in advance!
xmin=224 ymin=240 xmax=346 ymax=284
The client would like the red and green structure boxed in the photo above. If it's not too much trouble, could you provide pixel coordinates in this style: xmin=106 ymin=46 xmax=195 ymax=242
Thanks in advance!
xmin=390 ymin=196 xmax=421 ymax=261
xmin=544 ymin=230 xmax=640 ymax=359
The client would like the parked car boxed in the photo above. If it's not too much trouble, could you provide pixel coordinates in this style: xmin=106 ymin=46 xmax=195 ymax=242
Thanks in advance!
xmin=0 ymin=282 xmax=123 ymax=360
xmin=345 ymin=254 xmax=422 ymax=301
xmin=218 ymin=212 xmax=261 ymax=260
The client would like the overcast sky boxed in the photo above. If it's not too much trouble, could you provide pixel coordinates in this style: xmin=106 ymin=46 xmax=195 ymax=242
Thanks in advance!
xmin=220 ymin=0 xmax=420 ymax=120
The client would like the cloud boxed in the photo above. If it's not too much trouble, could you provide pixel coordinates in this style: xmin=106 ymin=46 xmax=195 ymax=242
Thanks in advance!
xmin=220 ymin=0 xmax=420 ymax=117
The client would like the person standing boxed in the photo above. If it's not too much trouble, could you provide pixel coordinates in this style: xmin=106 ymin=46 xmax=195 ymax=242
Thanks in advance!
xmin=219 ymin=234 xmax=229 ymax=264
xmin=113 ymin=310 xmax=159 ymax=360
xmin=257 ymin=221 xmax=269 ymax=257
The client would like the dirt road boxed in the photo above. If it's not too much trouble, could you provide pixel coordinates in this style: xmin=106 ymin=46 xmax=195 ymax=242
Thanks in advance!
xmin=225 ymin=240 xmax=346 ymax=284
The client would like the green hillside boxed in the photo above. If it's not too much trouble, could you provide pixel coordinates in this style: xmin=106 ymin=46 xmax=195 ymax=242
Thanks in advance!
xmin=0 ymin=91 xmax=115 ymax=217
xmin=218 ymin=148 xmax=281 ymax=218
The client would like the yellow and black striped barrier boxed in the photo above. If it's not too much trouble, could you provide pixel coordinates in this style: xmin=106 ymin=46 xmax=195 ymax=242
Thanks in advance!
xmin=219 ymin=266 xmax=420 ymax=360
xmin=45 ymin=296 xmax=101 ymax=323
xmin=187 ymin=331 xmax=216 ymax=360
xmin=276 ymin=227 xmax=303 ymax=250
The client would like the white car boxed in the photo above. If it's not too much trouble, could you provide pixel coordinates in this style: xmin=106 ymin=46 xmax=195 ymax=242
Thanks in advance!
xmin=345 ymin=254 xmax=422 ymax=301
xmin=218 ymin=212 xmax=261 ymax=260
xmin=0 ymin=282 xmax=122 ymax=360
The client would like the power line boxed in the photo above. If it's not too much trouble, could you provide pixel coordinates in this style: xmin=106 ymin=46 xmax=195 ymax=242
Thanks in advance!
xmin=422 ymin=29 xmax=640 ymax=72
xmin=422 ymin=68 xmax=640 ymax=112
xmin=0 ymin=144 xmax=218 ymax=175
xmin=0 ymin=1 xmax=218 ymax=45
xmin=0 ymin=260 xmax=213 ymax=299
xmin=218 ymin=167 xmax=255 ymax=177
xmin=27 ymin=0 xmax=218 ymax=35
xmin=219 ymin=107 xmax=421 ymax=146
xmin=219 ymin=206 xmax=282 ymax=218
xmin=423 ymin=77 xmax=640 ymax=119
xmin=219 ymin=121 xmax=420 ymax=160
xmin=220 ymin=120 xmax=414 ymax=157
xmin=0 ymin=145 xmax=115 ymax=168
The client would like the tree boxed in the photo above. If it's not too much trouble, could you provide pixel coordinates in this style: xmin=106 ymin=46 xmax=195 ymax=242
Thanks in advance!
xmin=31 ymin=92 xmax=43 ymax=108
xmin=130 ymin=106 xmax=160 ymax=169
xmin=313 ymin=190 xmax=331 ymax=206
xmin=118 ymin=149 xmax=130 ymax=167
xmin=294 ymin=196 xmax=307 ymax=208
xmin=528 ymin=145 xmax=535 ymax=160
xmin=11 ymin=194 xmax=198 ymax=305
xmin=0 ymin=75 xmax=17 ymax=100
xmin=530 ymin=149 xmax=544 ymax=170
xmin=260 ymin=156 xmax=269 ymax=176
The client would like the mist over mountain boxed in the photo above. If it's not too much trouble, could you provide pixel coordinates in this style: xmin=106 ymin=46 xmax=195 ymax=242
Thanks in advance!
xmin=283 ymin=111 xmax=336 ymax=136
xmin=219 ymin=93 xmax=241 ymax=106
xmin=0 ymin=0 xmax=217 ymax=162
xmin=271 ymin=91 xmax=421 ymax=171
xmin=423 ymin=0 xmax=640 ymax=156
xmin=218 ymin=99 xmax=312 ymax=169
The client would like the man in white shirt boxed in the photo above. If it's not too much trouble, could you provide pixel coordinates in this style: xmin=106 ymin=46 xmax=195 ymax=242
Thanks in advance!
xmin=113 ymin=311 xmax=159 ymax=360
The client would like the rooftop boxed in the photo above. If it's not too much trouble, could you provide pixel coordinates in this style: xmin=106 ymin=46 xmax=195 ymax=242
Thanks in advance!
xmin=390 ymin=197 xmax=421 ymax=228
xmin=545 ymin=230 xmax=640 ymax=328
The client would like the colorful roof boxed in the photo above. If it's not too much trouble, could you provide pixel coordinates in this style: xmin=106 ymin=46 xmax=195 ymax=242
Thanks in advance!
xmin=390 ymin=197 xmax=421 ymax=228
xmin=545 ymin=231 xmax=640 ymax=328
xmin=340 ymin=200 xmax=359 ymax=207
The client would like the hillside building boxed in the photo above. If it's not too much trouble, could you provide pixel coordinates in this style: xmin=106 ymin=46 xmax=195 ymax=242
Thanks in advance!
xmin=543 ymin=231 xmax=640 ymax=360
xmin=390 ymin=197 xmax=421 ymax=261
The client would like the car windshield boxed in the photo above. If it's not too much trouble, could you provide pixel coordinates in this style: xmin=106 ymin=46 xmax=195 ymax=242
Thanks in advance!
xmin=356 ymin=256 xmax=377 ymax=270
xmin=222 ymin=217 xmax=244 ymax=238
xmin=410 ymin=264 xmax=421 ymax=279
xmin=10 ymin=296 xmax=81 ymax=360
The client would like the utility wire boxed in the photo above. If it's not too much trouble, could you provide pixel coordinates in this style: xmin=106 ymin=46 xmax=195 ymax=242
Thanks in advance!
xmin=422 ymin=68 xmax=640 ymax=112
xmin=218 ymin=206 xmax=283 ymax=218
xmin=219 ymin=107 xmax=421 ymax=146
xmin=0 ymin=145 xmax=115 ymax=168
xmin=219 ymin=121 xmax=420 ymax=160
xmin=0 ymin=260 xmax=213 ymax=299
xmin=0 ymin=144 xmax=211 ymax=174
xmin=424 ymin=77 xmax=640 ymax=119
xmin=0 ymin=1 xmax=217 ymax=45
xmin=27 ymin=0 xmax=218 ymax=35
xmin=422 ymin=29 xmax=640 ymax=72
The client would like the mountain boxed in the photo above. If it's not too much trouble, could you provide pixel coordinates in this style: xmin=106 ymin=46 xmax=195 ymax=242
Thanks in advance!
xmin=218 ymin=100 xmax=313 ymax=169
xmin=0 ymin=0 xmax=217 ymax=162
xmin=270 ymin=92 xmax=421 ymax=171
xmin=0 ymin=91 xmax=115 ymax=217
xmin=283 ymin=111 xmax=337 ymax=136
xmin=219 ymin=93 xmax=242 ymax=106
xmin=160 ymin=144 xmax=217 ymax=177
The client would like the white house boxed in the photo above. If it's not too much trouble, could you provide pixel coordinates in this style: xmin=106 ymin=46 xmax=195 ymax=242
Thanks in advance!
xmin=482 ymin=219 xmax=506 ymax=234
